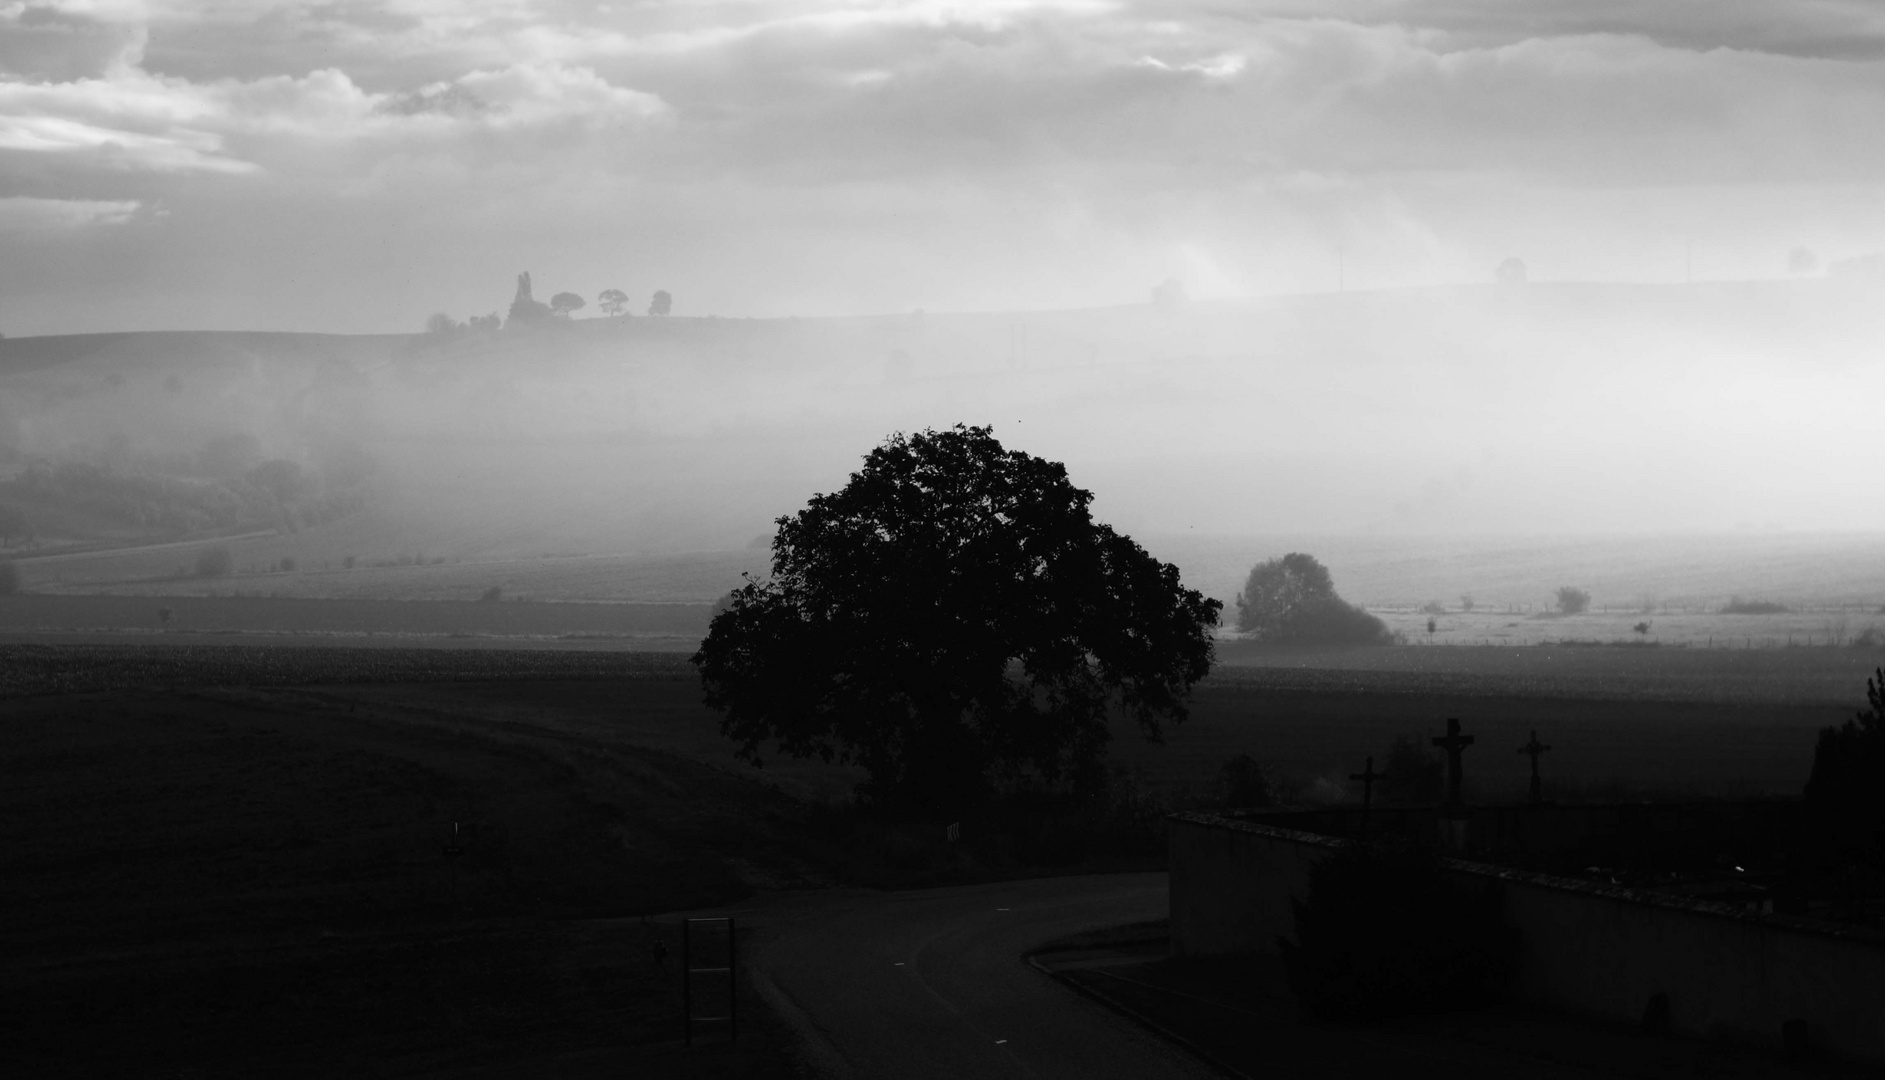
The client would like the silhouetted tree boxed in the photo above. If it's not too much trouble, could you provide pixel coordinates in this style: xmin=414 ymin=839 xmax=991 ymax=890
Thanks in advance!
xmin=1496 ymin=257 xmax=1527 ymax=284
xmin=1235 ymin=553 xmax=1391 ymax=645
xmin=1377 ymin=733 xmax=1444 ymax=805
xmin=1789 ymin=247 xmax=1819 ymax=275
xmin=1803 ymin=667 xmax=1885 ymax=873
xmin=691 ymin=425 xmax=1221 ymax=812
xmin=0 ymin=502 xmax=28 ymax=547
xmin=425 ymin=313 xmax=461 ymax=334
xmin=648 ymin=290 xmax=672 ymax=316
xmin=1219 ymin=753 xmax=1273 ymax=808
xmin=1555 ymin=586 xmax=1591 ymax=615
xmin=598 ymin=288 xmax=629 ymax=316
xmin=550 ymin=291 xmax=586 ymax=317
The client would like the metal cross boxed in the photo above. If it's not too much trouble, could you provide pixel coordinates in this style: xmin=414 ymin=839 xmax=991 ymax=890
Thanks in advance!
xmin=1518 ymin=729 xmax=1552 ymax=806
xmin=1432 ymin=718 xmax=1475 ymax=808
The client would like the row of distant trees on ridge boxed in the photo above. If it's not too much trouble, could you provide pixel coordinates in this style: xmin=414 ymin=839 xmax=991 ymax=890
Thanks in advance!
xmin=426 ymin=271 xmax=671 ymax=334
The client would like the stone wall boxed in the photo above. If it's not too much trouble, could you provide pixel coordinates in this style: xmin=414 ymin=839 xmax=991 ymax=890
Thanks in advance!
xmin=1169 ymin=812 xmax=1885 ymax=1065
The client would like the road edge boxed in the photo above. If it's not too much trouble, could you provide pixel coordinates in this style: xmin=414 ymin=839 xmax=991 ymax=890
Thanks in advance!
xmin=1023 ymin=954 xmax=1251 ymax=1080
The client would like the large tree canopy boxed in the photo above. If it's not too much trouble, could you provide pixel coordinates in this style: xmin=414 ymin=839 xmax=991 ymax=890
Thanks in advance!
xmin=690 ymin=425 xmax=1221 ymax=811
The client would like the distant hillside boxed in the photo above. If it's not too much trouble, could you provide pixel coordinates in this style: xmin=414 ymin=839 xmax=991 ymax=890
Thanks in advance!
xmin=3 ymin=280 xmax=1883 ymax=571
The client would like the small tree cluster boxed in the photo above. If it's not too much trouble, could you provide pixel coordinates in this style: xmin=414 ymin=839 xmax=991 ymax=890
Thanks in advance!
xmin=1235 ymin=553 xmax=1392 ymax=646
xmin=1555 ymin=586 xmax=1591 ymax=615
xmin=426 ymin=312 xmax=501 ymax=334
xmin=1722 ymin=596 xmax=1789 ymax=615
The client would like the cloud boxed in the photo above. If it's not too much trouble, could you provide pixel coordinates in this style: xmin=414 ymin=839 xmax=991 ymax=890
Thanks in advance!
xmin=7 ymin=1 xmax=1885 ymax=333
xmin=0 ymin=2 xmax=148 ymax=80
xmin=0 ymin=193 xmax=138 ymax=227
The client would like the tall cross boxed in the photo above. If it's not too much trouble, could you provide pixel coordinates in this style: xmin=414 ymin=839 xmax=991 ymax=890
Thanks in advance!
xmin=1349 ymin=755 xmax=1382 ymax=833
xmin=1518 ymin=730 xmax=1552 ymax=806
xmin=1432 ymin=718 xmax=1474 ymax=808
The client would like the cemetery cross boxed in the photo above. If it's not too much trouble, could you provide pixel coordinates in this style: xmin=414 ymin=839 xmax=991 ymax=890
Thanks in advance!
xmin=1518 ymin=730 xmax=1552 ymax=806
xmin=1432 ymin=718 xmax=1474 ymax=809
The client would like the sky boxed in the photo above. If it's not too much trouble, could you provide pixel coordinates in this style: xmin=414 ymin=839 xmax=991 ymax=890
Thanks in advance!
xmin=3 ymin=1 xmax=1885 ymax=333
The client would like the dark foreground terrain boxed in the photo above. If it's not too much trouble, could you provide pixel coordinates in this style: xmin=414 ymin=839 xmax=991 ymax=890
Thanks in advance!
xmin=1 ymin=643 xmax=1870 ymax=1076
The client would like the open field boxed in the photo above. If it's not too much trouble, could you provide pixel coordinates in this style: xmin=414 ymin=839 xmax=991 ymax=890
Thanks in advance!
xmin=5 ymin=640 xmax=1875 ymax=1073
xmin=0 ymin=680 xmax=815 ymax=1078
xmin=12 ymin=531 xmax=1885 ymax=636
xmin=6 ymin=540 xmax=762 ymax=603
xmin=1369 ymin=606 xmax=1885 ymax=650
xmin=0 ymin=593 xmax=711 ymax=642
xmin=5 ymin=641 xmax=1867 ymax=797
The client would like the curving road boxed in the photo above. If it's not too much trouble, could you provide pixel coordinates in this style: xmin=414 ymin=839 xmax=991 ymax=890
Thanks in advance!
xmin=718 ymin=872 xmax=1219 ymax=1080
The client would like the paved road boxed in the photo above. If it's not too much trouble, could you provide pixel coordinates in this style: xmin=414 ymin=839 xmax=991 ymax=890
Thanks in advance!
xmin=719 ymin=873 xmax=1220 ymax=1080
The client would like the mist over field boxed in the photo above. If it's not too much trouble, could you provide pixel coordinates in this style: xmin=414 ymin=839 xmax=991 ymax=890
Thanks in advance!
xmin=6 ymin=279 xmax=1885 ymax=594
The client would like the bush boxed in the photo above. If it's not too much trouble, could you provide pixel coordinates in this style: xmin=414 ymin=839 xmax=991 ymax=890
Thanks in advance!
xmin=1555 ymin=587 xmax=1591 ymax=615
xmin=0 ymin=559 xmax=19 ymax=595
xmin=1419 ymin=600 xmax=1447 ymax=616
xmin=194 ymin=545 xmax=234 ymax=578
xmin=1278 ymin=842 xmax=1513 ymax=1019
xmin=1722 ymin=596 xmax=1789 ymax=615
xmin=1217 ymin=754 xmax=1273 ymax=809
xmin=480 ymin=585 xmax=503 ymax=602
xmin=278 ymin=556 xmax=296 ymax=572
xmin=1377 ymin=733 xmax=1444 ymax=805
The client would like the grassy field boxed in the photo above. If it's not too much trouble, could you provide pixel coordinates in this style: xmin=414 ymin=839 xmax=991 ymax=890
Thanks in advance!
xmin=0 ymin=593 xmax=711 ymax=642
xmin=8 ymin=541 xmax=762 ymax=603
xmin=4 ymin=641 xmax=1876 ymax=1075
xmin=1368 ymin=605 xmax=1885 ymax=650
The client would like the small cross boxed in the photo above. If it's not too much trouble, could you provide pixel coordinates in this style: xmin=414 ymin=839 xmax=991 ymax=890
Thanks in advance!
xmin=1432 ymin=718 xmax=1475 ymax=808
xmin=1349 ymin=755 xmax=1382 ymax=835
xmin=1518 ymin=730 xmax=1552 ymax=806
